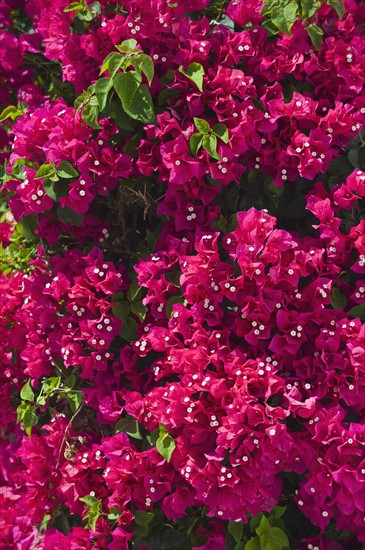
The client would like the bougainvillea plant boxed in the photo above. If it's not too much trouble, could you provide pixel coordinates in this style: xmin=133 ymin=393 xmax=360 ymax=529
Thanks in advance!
xmin=1 ymin=0 xmax=364 ymax=548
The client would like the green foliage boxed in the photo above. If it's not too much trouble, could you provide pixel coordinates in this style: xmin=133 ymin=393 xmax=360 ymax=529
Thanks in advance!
xmin=202 ymin=134 xmax=221 ymax=160
xmin=79 ymin=495 xmax=102 ymax=530
xmin=0 ymin=105 xmax=25 ymax=122
xmin=189 ymin=119 xmax=229 ymax=159
xmin=189 ymin=132 xmax=204 ymax=156
xmin=16 ymin=402 xmax=38 ymax=436
xmin=20 ymin=379 xmax=35 ymax=402
xmin=57 ymin=161 xmax=79 ymax=179
xmin=348 ymin=303 xmax=365 ymax=321
xmin=307 ymin=24 xmax=324 ymax=48
xmin=33 ymin=161 xmax=78 ymax=202
xmin=115 ymin=414 xmax=142 ymax=439
xmin=121 ymin=317 xmax=138 ymax=342
xmin=228 ymin=521 xmax=244 ymax=543
xmin=131 ymin=301 xmax=147 ymax=322
xmin=57 ymin=205 xmax=84 ymax=226
xmin=112 ymin=300 xmax=131 ymax=322
xmin=16 ymin=374 xmax=83 ymax=435
xmin=178 ymin=63 xmax=205 ymax=92
xmin=213 ymin=123 xmax=230 ymax=144
xmin=194 ymin=117 xmax=211 ymax=134
xmin=114 ymin=73 xmax=156 ymax=124
xmin=135 ymin=511 xmax=155 ymax=526
xmin=301 ymin=0 xmax=321 ymax=18
xmin=264 ymin=0 xmax=298 ymax=35
xmin=64 ymin=0 xmax=101 ymax=22
xmin=262 ymin=0 xmax=344 ymax=43
xmin=67 ymin=390 xmax=84 ymax=413
xmin=245 ymin=513 xmax=290 ymax=550
xmin=327 ymin=0 xmax=344 ymax=18
xmin=156 ymin=423 xmax=176 ymax=462
xmin=331 ymin=287 xmax=347 ymax=310
xmin=347 ymin=128 xmax=365 ymax=171
xmin=76 ymin=40 xmax=156 ymax=128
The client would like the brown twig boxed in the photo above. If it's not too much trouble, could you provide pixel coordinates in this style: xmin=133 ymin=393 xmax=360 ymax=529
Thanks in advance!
xmin=55 ymin=402 xmax=84 ymax=468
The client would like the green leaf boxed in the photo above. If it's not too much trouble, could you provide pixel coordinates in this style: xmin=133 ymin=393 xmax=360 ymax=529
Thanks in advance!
xmin=132 ymin=53 xmax=155 ymax=86
xmin=67 ymin=390 xmax=83 ymax=413
xmin=228 ymin=521 xmax=244 ymax=543
xmin=16 ymin=216 xmax=38 ymax=241
xmin=202 ymin=134 xmax=221 ymax=160
xmin=57 ymin=161 xmax=79 ymax=179
xmin=39 ymin=513 xmax=52 ymax=532
xmin=256 ymin=515 xmax=271 ymax=536
xmin=178 ymin=62 xmax=205 ymax=92
xmin=42 ymin=178 xmax=57 ymax=201
xmin=127 ymin=280 xmax=142 ymax=302
xmin=327 ymin=0 xmax=344 ymax=19
xmin=77 ymin=5 xmax=97 ymax=21
xmin=121 ymin=317 xmax=138 ymax=342
xmin=300 ymin=0 xmax=321 ymax=18
xmin=135 ymin=511 xmax=155 ymax=526
xmin=90 ymin=1 xmax=101 ymax=14
xmin=80 ymin=495 xmax=102 ymax=531
xmin=17 ymin=402 xmax=38 ymax=431
xmin=108 ymin=54 xmax=126 ymax=80
xmin=20 ymin=379 xmax=35 ymax=402
xmin=57 ymin=206 xmax=84 ymax=226
xmin=189 ymin=132 xmax=204 ymax=157
xmin=131 ymin=301 xmax=147 ymax=322
xmin=64 ymin=1 xmax=85 ymax=12
xmin=218 ymin=14 xmax=235 ymax=31
xmin=80 ymin=495 xmax=99 ymax=508
xmin=42 ymin=376 xmax=61 ymax=394
xmin=0 ymin=105 xmax=23 ymax=122
xmin=123 ymin=134 xmax=141 ymax=158
xmin=213 ymin=123 xmax=229 ymax=144
xmin=348 ymin=303 xmax=365 ymax=321
xmin=147 ymin=428 xmax=159 ymax=447
xmin=100 ymin=52 xmax=121 ymax=75
xmin=262 ymin=19 xmax=280 ymax=36
xmin=157 ymin=87 xmax=180 ymax=106
xmin=11 ymin=159 xmax=28 ymax=180
xmin=348 ymin=149 xmax=360 ymax=169
xmin=66 ymin=373 xmax=76 ymax=389
xmin=81 ymin=102 xmax=101 ymax=129
xmin=108 ymin=507 xmax=121 ymax=521
xmin=272 ymin=506 xmax=287 ymax=519
xmin=270 ymin=2 xmax=298 ymax=35
xmin=331 ymin=288 xmax=347 ymax=310
xmin=94 ymin=78 xmax=113 ymax=111
xmin=34 ymin=163 xmax=56 ymax=180
xmin=113 ymin=72 xmax=156 ymax=124
xmin=115 ymin=39 xmax=139 ymax=53
xmin=193 ymin=117 xmax=210 ymax=134
xmin=269 ymin=527 xmax=289 ymax=548
xmin=113 ymin=71 xmax=141 ymax=113
xmin=115 ymin=414 xmax=142 ymax=439
xmin=112 ymin=99 xmax=136 ymax=130
xmin=112 ymin=301 xmax=131 ymax=322
xmin=245 ymin=538 xmax=261 ymax=550
xmin=307 ymin=24 xmax=323 ymax=49
xmin=156 ymin=425 xmax=176 ymax=463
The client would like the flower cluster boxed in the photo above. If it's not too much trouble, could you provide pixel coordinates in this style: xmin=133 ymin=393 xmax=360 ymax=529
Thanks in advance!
xmin=0 ymin=0 xmax=364 ymax=548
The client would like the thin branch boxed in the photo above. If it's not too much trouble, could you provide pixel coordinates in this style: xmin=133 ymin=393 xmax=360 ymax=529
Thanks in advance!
xmin=55 ymin=402 xmax=84 ymax=468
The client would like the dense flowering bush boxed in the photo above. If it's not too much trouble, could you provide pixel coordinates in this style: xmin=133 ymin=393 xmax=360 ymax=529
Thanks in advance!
xmin=0 ymin=0 xmax=364 ymax=548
